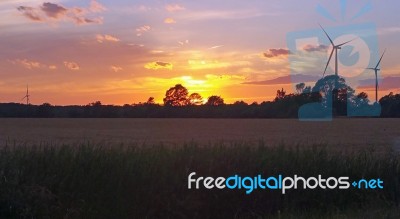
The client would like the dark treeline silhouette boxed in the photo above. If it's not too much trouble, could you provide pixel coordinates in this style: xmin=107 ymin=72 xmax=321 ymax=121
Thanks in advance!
xmin=0 ymin=77 xmax=399 ymax=118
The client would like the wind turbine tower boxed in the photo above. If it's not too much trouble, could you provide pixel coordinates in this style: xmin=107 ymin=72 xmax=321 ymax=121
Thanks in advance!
xmin=21 ymin=85 xmax=30 ymax=105
xmin=367 ymin=49 xmax=386 ymax=103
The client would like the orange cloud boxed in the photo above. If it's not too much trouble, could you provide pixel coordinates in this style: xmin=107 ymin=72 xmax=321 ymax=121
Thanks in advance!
xmin=165 ymin=4 xmax=185 ymax=12
xmin=110 ymin=65 xmax=123 ymax=72
xmin=150 ymin=50 xmax=165 ymax=54
xmin=90 ymin=0 xmax=106 ymax=12
xmin=96 ymin=34 xmax=120 ymax=43
xmin=144 ymin=62 xmax=173 ymax=70
xmin=64 ymin=61 xmax=80 ymax=71
xmin=178 ymin=40 xmax=189 ymax=46
xmin=187 ymin=59 xmax=249 ymax=70
xmin=10 ymin=59 xmax=57 ymax=70
xmin=209 ymin=45 xmax=224 ymax=49
xmin=164 ymin=18 xmax=176 ymax=24
xmin=136 ymin=25 xmax=151 ymax=36
xmin=13 ymin=59 xmax=41 ymax=69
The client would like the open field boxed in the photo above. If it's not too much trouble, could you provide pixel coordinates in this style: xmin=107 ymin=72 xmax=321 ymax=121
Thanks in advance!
xmin=0 ymin=118 xmax=399 ymax=149
xmin=1 ymin=118 xmax=400 ymax=218
xmin=0 ymin=143 xmax=399 ymax=218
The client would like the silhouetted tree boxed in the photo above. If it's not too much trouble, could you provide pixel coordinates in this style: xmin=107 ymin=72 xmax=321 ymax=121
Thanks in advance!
xmin=89 ymin=101 xmax=102 ymax=107
xmin=275 ymin=88 xmax=286 ymax=101
xmin=302 ymin=86 xmax=312 ymax=94
xmin=206 ymin=95 xmax=224 ymax=106
xmin=312 ymin=75 xmax=355 ymax=115
xmin=163 ymin=84 xmax=189 ymax=106
xmin=357 ymin=92 xmax=368 ymax=99
xmin=233 ymin=100 xmax=248 ymax=106
xmin=295 ymin=83 xmax=305 ymax=94
xmin=188 ymin=93 xmax=203 ymax=105
xmin=380 ymin=92 xmax=400 ymax=117
xmin=352 ymin=92 xmax=369 ymax=108
xmin=146 ymin=97 xmax=155 ymax=105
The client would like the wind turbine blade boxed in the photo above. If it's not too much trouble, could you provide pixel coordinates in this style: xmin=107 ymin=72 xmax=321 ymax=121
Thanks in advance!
xmin=337 ymin=37 xmax=358 ymax=47
xmin=319 ymin=24 xmax=334 ymax=46
xmin=366 ymin=68 xmax=375 ymax=70
xmin=375 ymin=49 xmax=386 ymax=69
xmin=323 ymin=49 xmax=335 ymax=77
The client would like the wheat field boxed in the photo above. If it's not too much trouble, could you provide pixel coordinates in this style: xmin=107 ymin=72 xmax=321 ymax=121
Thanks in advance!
xmin=0 ymin=118 xmax=399 ymax=149
xmin=1 ymin=118 xmax=400 ymax=218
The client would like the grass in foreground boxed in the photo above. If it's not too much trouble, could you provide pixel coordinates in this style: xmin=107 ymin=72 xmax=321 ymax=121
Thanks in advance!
xmin=0 ymin=142 xmax=399 ymax=218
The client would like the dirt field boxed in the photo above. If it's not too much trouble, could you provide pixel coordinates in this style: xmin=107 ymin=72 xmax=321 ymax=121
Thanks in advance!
xmin=0 ymin=118 xmax=399 ymax=149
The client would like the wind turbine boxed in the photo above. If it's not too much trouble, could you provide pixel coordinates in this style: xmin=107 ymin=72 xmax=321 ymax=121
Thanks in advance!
xmin=367 ymin=49 xmax=386 ymax=103
xmin=320 ymin=24 xmax=355 ymax=78
xmin=21 ymin=85 xmax=30 ymax=105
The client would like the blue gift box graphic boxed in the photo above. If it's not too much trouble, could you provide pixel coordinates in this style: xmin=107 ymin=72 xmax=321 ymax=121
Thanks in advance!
xmin=286 ymin=22 xmax=382 ymax=121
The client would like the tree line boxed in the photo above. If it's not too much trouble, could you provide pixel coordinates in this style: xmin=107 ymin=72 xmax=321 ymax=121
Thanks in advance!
xmin=0 ymin=76 xmax=399 ymax=118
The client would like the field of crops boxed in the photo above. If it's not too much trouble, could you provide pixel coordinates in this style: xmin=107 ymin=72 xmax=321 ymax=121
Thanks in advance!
xmin=1 ymin=118 xmax=399 ymax=149
xmin=0 ymin=118 xmax=400 ymax=218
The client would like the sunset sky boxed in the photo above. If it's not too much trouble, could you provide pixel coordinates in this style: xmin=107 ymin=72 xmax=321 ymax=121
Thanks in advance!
xmin=0 ymin=0 xmax=399 ymax=105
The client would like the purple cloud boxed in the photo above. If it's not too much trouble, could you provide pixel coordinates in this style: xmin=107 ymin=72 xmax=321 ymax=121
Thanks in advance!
xmin=243 ymin=74 xmax=320 ymax=85
xmin=17 ymin=6 xmax=43 ymax=21
xmin=358 ymin=76 xmax=400 ymax=91
xmin=263 ymin=48 xmax=290 ymax=58
xmin=41 ymin=2 xmax=67 ymax=18
xmin=17 ymin=1 xmax=105 ymax=25
xmin=303 ymin=44 xmax=329 ymax=52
